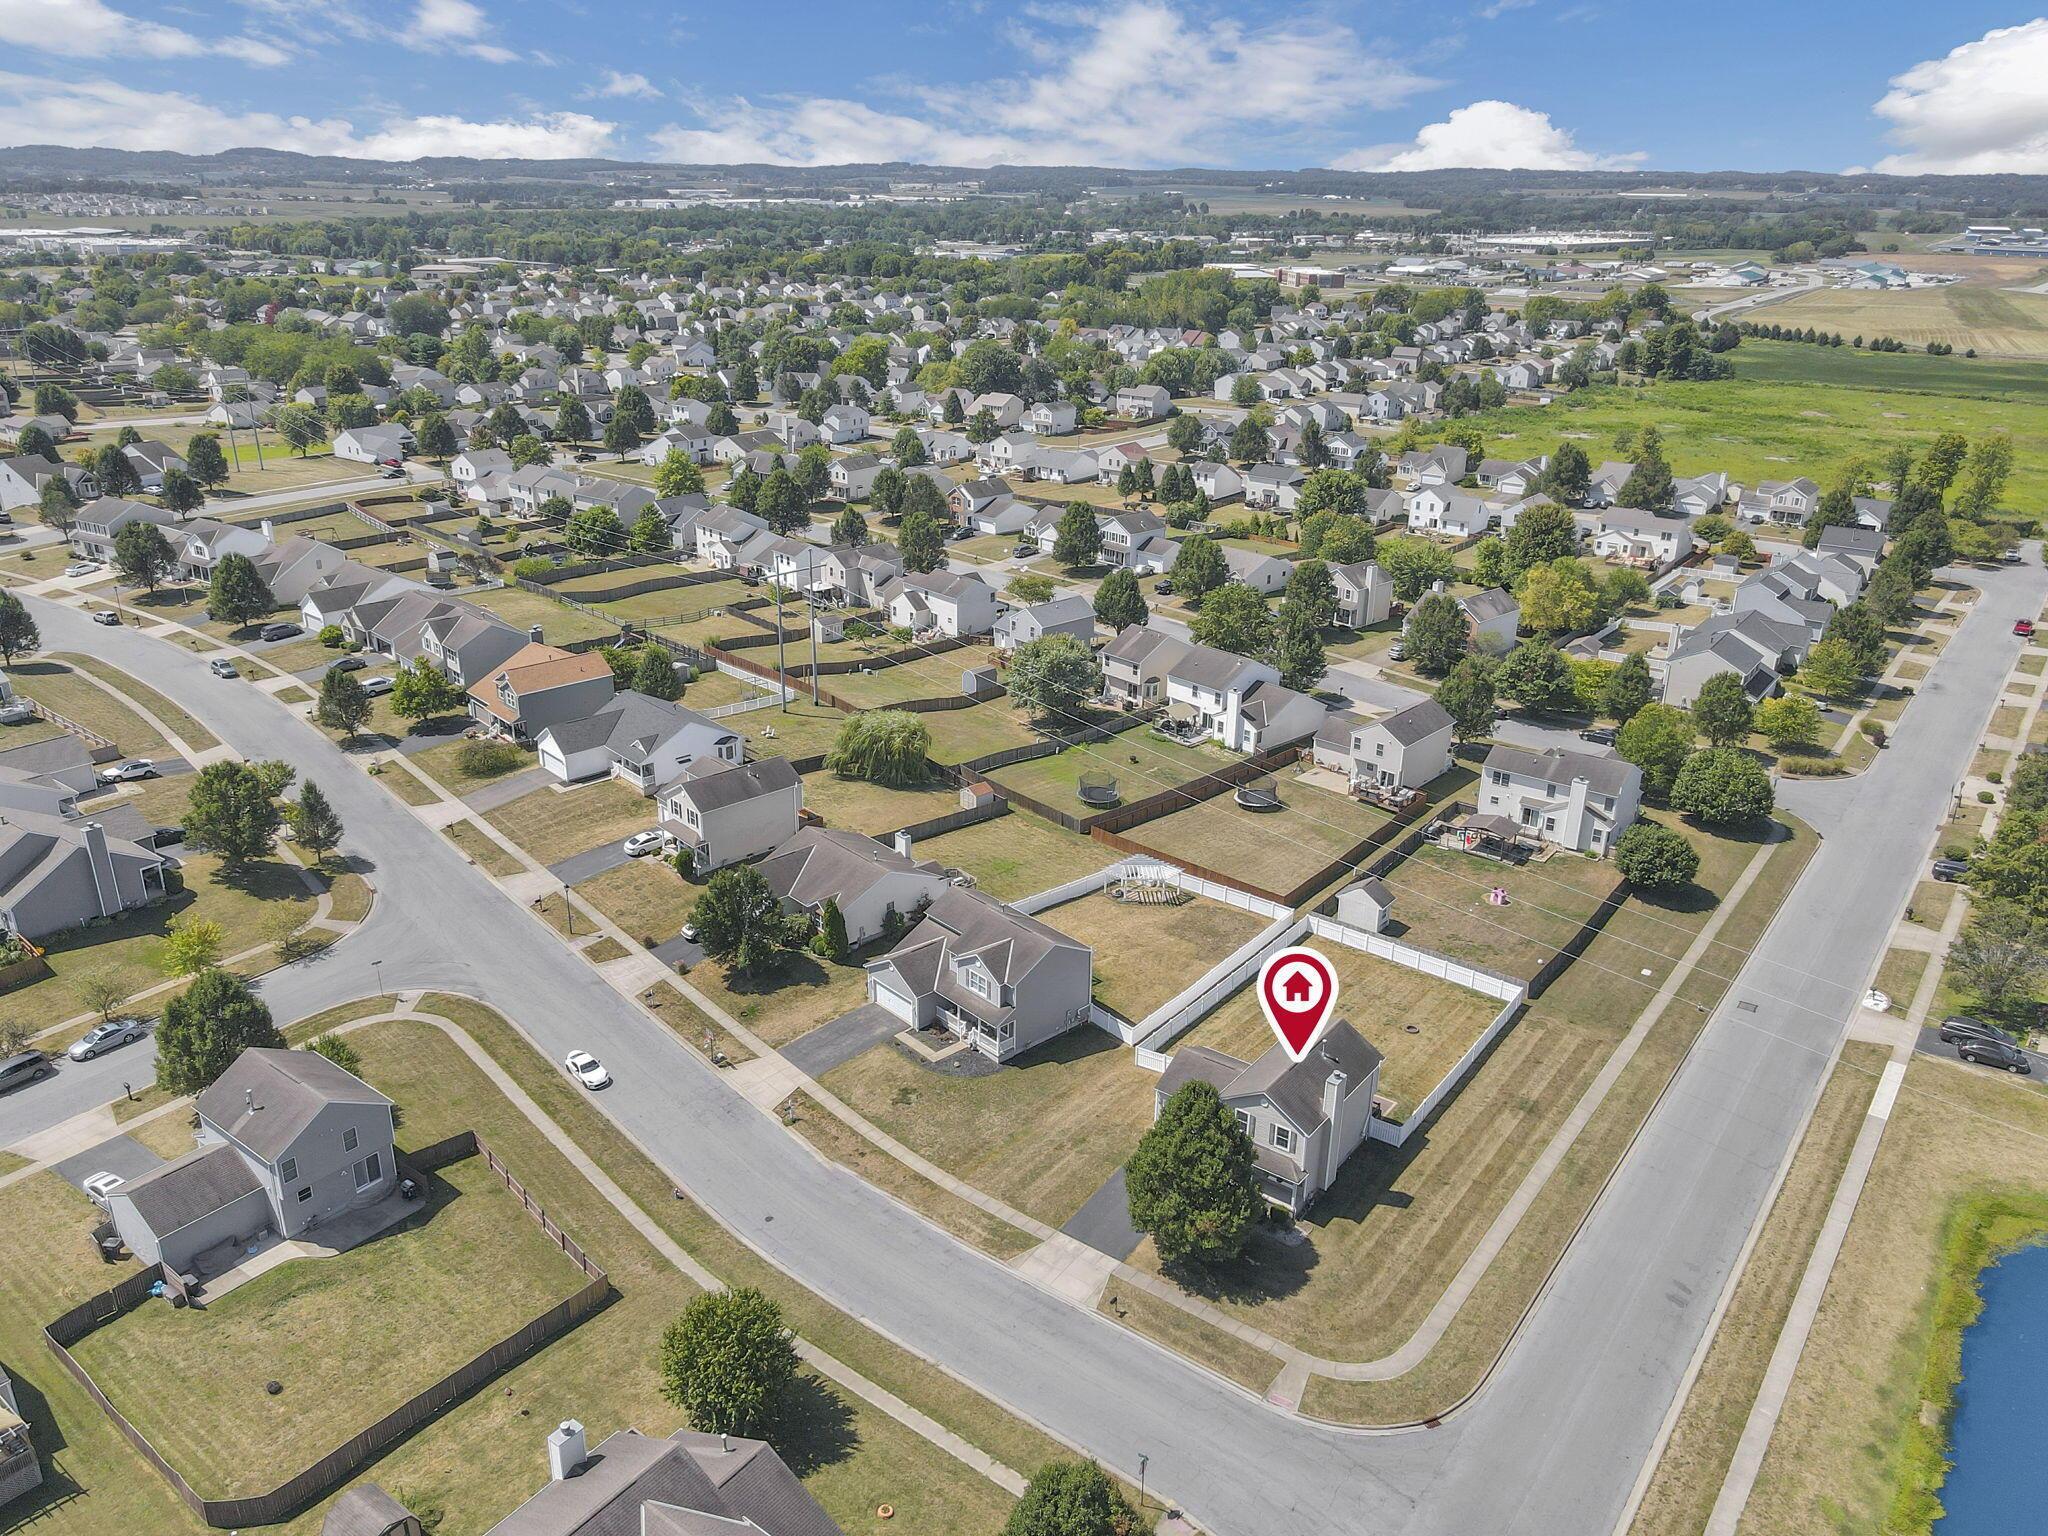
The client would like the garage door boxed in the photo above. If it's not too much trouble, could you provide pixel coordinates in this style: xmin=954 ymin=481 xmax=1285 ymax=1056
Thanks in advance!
xmin=871 ymin=979 xmax=917 ymax=1025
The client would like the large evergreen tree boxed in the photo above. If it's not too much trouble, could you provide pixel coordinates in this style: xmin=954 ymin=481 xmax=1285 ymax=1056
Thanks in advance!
xmin=1125 ymin=1080 xmax=1261 ymax=1267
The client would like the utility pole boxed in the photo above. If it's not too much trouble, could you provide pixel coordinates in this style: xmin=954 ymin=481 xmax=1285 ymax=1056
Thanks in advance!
xmin=775 ymin=574 xmax=788 ymax=713
xmin=808 ymin=595 xmax=820 ymax=706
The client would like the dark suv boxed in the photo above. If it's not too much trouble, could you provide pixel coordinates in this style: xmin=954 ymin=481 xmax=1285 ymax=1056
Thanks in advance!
xmin=0 ymin=1050 xmax=50 ymax=1094
xmin=1958 ymin=1036 xmax=2032 ymax=1074
xmin=1939 ymin=1016 xmax=2015 ymax=1049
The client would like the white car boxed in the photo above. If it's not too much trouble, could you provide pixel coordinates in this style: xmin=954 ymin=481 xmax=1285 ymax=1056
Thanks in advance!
xmin=623 ymin=830 xmax=667 ymax=858
xmin=82 ymin=1171 xmax=124 ymax=1208
xmin=98 ymin=759 xmax=155 ymax=784
xmin=64 ymin=561 xmax=99 ymax=578
xmin=564 ymin=1049 xmax=611 ymax=1090
xmin=359 ymin=675 xmax=395 ymax=697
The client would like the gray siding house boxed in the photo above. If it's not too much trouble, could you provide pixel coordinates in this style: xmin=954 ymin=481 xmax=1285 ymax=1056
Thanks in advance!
xmin=659 ymin=755 xmax=803 ymax=872
xmin=865 ymin=887 xmax=1094 ymax=1059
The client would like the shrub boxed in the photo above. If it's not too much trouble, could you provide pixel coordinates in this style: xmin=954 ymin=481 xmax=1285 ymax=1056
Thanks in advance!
xmin=824 ymin=710 xmax=931 ymax=785
xmin=317 ymin=623 xmax=345 ymax=647
xmin=511 ymin=556 xmax=556 ymax=581
xmin=456 ymin=739 xmax=524 ymax=778
xmin=1782 ymin=755 xmax=1846 ymax=776
xmin=1988 ymin=769 xmax=2003 ymax=784
xmin=1944 ymin=843 xmax=1971 ymax=861
xmin=1978 ymin=790 xmax=1996 ymax=803
xmin=1614 ymin=821 xmax=1701 ymax=893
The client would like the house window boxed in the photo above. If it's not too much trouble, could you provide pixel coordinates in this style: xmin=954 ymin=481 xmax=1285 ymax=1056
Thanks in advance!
xmin=297 ymin=1186 xmax=312 ymax=1203
xmin=342 ymin=1127 xmax=359 ymax=1153
xmin=1235 ymin=1109 xmax=1254 ymax=1138
xmin=1544 ymin=816 xmax=1557 ymax=832
xmin=966 ymin=969 xmax=991 ymax=1000
xmin=279 ymin=1156 xmax=297 ymax=1183
xmin=1374 ymin=743 xmax=1385 ymax=758
xmin=1271 ymin=1124 xmax=1295 ymax=1154
xmin=1490 ymin=770 xmax=1509 ymax=787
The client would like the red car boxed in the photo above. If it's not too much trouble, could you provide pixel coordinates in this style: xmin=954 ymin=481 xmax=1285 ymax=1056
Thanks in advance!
xmin=2016 ymin=619 xmax=2036 ymax=638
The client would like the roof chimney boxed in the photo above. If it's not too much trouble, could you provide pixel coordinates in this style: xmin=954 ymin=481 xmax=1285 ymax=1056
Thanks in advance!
xmin=893 ymin=829 xmax=914 ymax=859
xmin=546 ymin=1419 xmax=586 ymax=1481
xmin=529 ymin=624 xmax=544 ymax=643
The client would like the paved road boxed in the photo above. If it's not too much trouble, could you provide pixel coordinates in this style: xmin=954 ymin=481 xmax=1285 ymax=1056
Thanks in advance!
xmin=1913 ymin=1024 xmax=2048 ymax=1075
xmin=198 ymin=462 xmax=444 ymax=518
xmin=1 ymin=560 xmax=2038 ymax=1535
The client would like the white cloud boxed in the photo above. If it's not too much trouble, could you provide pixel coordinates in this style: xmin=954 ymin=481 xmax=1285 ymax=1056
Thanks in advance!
xmin=0 ymin=74 xmax=615 ymax=159
xmin=1477 ymin=0 xmax=1536 ymax=16
xmin=1334 ymin=99 xmax=1641 ymax=171
xmin=402 ymin=0 xmax=519 ymax=62
xmin=590 ymin=69 xmax=661 ymax=101
xmin=0 ymin=0 xmax=287 ymax=65
xmin=652 ymin=0 xmax=1431 ymax=168
xmin=1865 ymin=20 xmax=2048 ymax=174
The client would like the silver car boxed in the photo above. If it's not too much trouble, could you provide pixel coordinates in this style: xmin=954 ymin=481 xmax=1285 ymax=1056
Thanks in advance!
xmin=68 ymin=1017 xmax=147 ymax=1061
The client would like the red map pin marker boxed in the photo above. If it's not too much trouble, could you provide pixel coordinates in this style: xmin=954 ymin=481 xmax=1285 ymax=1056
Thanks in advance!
xmin=1258 ymin=947 xmax=1340 ymax=1063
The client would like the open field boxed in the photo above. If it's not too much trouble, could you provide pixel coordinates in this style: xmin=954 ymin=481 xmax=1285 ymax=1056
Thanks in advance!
xmin=1458 ymin=368 xmax=2048 ymax=514
xmin=986 ymin=731 xmax=1242 ymax=819
xmin=69 ymin=1155 xmax=589 ymax=1500
xmin=1628 ymin=1041 xmax=1884 ymax=1536
xmin=1736 ymin=1054 xmax=2048 ymax=1536
xmin=1731 ymin=336 xmax=2048 ymax=401
xmin=1747 ymin=285 xmax=2048 ymax=360
xmin=1038 ymin=891 xmax=1270 ymax=1025
xmin=823 ymin=1027 xmax=1158 ymax=1229
xmin=909 ymin=810 xmax=1113 ymax=901
xmin=1122 ymin=776 xmax=1394 ymax=898
xmin=485 ymin=779 xmax=653 ymax=866
xmin=1378 ymin=842 xmax=1618 ymax=981
xmin=1176 ymin=947 xmax=1506 ymax=1122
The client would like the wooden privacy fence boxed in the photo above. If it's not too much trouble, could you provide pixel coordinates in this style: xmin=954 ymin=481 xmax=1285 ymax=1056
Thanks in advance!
xmin=44 ymin=1130 xmax=608 ymax=1530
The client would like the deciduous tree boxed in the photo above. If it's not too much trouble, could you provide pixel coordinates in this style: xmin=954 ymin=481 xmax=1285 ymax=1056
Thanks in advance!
xmin=656 ymin=1287 xmax=798 ymax=1437
xmin=155 ymin=968 xmax=282 ymax=1095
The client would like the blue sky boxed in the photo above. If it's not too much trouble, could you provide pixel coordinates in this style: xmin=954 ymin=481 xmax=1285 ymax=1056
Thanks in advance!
xmin=0 ymin=2 xmax=2043 ymax=175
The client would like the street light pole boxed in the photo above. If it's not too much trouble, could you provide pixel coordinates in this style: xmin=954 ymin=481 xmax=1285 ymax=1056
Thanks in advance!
xmin=1138 ymin=1454 xmax=1147 ymax=1514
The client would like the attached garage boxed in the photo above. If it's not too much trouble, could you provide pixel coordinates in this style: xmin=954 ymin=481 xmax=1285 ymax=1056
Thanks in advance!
xmin=867 ymin=971 xmax=922 ymax=1026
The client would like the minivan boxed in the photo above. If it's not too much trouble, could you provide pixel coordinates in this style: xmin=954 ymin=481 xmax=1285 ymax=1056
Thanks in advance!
xmin=0 ymin=1050 xmax=50 ymax=1093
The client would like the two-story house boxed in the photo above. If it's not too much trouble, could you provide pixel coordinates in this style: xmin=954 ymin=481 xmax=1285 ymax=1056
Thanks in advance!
xmin=1155 ymin=1021 xmax=1383 ymax=1214
xmin=658 ymin=755 xmax=803 ymax=872
xmin=880 ymin=570 xmax=999 ymax=638
xmin=1101 ymin=626 xmax=1189 ymax=709
xmin=864 ymin=887 xmax=1095 ymax=1060
xmin=1478 ymin=743 xmax=1642 ymax=855
xmin=466 ymin=642 xmax=614 ymax=744
xmin=1329 ymin=560 xmax=1393 ymax=630
xmin=1165 ymin=644 xmax=1325 ymax=752
xmin=1311 ymin=698 xmax=1454 ymax=792
xmin=105 ymin=1047 xmax=396 ymax=1279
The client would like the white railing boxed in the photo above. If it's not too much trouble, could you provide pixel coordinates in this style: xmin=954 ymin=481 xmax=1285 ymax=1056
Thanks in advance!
xmin=1306 ymin=913 xmax=1524 ymax=1004
xmin=1369 ymin=993 xmax=1524 ymax=1147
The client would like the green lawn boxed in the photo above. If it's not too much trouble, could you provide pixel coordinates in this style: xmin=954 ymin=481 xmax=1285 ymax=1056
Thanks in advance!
xmin=1124 ymin=774 xmax=1394 ymax=898
xmin=686 ymin=947 xmax=875 ymax=1049
xmin=799 ymin=771 xmax=958 ymax=836
xmin=987 ymin=732 xmax=1243 ymax=819
xmin=734 ymin=699 xmax=847 ymax=761
xmin=70 ymin=1155 xmax=590 ymax=1500
xmin=573 ymin=857 xmax=698 ymax=948
xmin=410 ymin=737 xmax=533 ymax=793
xmin=1378 ymin=841 xmax=1619 ymax=982
xmin=485 ymin=779 xmax=656 ymax=866
xmin=11 ymin=659 xmax=169 ymax=757
xmin=54 ymin=653 xmax=220 ymax=752
xmin=917 ymin=699 xmax=1045 ymax=766
xmin=823 ymin=1025 xmax=1159 ymax=1229
xmin=1038 ymin=891 xmax=1270 ymax=1024
xmin=466 ymin=585 xmax=620 ymax=647
xmin=677 ymin=668 xmax=773 ymax=712
xmin=909 ymin=811 xmax=1113 ymax=901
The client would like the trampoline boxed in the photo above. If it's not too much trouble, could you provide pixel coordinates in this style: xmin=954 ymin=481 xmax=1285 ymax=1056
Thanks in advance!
xmin=1077 ymin=770 xmax=1122 ymax=808
xmin=1233 ymin=775 xmax=1283 ymax=811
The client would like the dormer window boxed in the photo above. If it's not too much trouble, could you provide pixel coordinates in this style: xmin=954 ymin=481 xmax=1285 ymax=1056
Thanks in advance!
xmin=966 ymin=967 xmax=992 ymax=1000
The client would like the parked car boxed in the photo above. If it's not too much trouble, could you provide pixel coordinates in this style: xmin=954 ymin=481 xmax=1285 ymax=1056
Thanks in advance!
xmin=209 ymin=657 xmax=238 ymax=678
xmin=680 ymin=921 xmax=699 ymax=943
xmin=1931 ymin=857 xmax=1971 ymax=882
xmin=98 ymin=759 xmax=156 ymax=784
xmin=1958 ymin=1036 xmax=2032 ymax=1073
xmin=1579 ymin=726 xmax=1618 ymax=746
xmin=573 ymin=451 xmax=596 ymax=463
xmin=0 ymin=1050 xmax=50 ymax=1094
xmin=564 ymin=1049 xmax=611 ymax=1090
xmin=82 ymin=1172 xmax=124 ymax=1208
xmin=326 ymin=655 xmax=365 ymax=672
xmin=258 ymin=621 xmax=303 ymax=642
xmin=1388 ymin=639 xmax=1407 ymax=662
xmin=360 ymin=674 xmax=395 ymax=697
xmin=1939 ymin=1016 xmax=2016 ymax=1050
xmin=381 ymin=467 xmax=405 ymax=480
xmin=91 ymin=609 xmax=121 ymax=627
xmin=63 ymin=561 xmax=98 ymax=578
xmin=2003 ymin=550 xmax=2025 ymax=565
xmin=623 ymin=829 xmax=668 ymax=858
xmin=2015 ymin=619 xmax=2036 ymax=638
xmin=0 ymin=700 xmax=32 ymax=725
xmin=67 ymin=1018 xmax=147 ymax=1061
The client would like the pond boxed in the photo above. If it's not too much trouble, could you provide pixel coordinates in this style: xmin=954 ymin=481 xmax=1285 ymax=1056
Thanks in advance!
xmin=1934 ymin=1238 xmax=2048 ymax=1532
